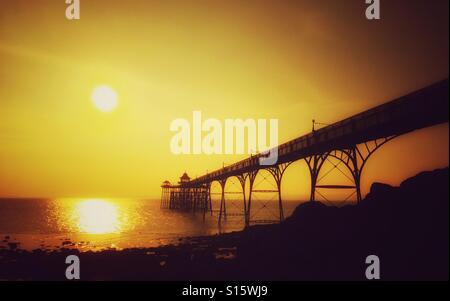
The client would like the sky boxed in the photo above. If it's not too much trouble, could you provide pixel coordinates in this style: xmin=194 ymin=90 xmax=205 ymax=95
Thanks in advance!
xmin=0 ymin=0 xmax=448 ymax=200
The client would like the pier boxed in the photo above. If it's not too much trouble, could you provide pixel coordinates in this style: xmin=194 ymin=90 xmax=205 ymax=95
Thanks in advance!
xmin=162 ymin=79 xmax=449 ymax=226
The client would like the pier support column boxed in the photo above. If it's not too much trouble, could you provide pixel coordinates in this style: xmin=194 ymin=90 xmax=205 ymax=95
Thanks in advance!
xmin=305 ymin=154 xmax=328 ymax=202
xmin=201 ymin=183 xmax=210 ymax=220
xmin=267 ymin=162 xmax=292 ymax=222
xmin=348 ymin=148 xmax=363 ymax=203
xmin=192 ymin=188 xmax=196 ymax=212
xmin=244 ymin=171 xmax=258 ymax=227
xmin=218 ymin=178 xmax=228 ymax=224
xmin=205 ymin=182 xmax=212 ymax=216
xmin=207 ymin=182 xmax=213 ymax=216
xmin=236 ymin=174 xmax=247 ymax=227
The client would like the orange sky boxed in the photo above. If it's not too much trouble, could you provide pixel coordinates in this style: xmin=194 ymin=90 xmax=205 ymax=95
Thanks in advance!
xmin=0 ymin=0 xmax=448 ymax=199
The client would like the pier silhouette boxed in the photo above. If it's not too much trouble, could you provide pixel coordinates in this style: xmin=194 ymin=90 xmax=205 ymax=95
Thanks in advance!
xmin=162 ymin=79 xmax=449 ymax=226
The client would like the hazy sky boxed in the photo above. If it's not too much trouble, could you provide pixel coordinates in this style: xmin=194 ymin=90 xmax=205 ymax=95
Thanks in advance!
xmin=0 ymin=0 xmax=448 ymax=199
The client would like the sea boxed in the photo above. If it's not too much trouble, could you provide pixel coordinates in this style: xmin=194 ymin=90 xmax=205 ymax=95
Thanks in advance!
xmin=0 ymin=198 xmax=304 ymax=252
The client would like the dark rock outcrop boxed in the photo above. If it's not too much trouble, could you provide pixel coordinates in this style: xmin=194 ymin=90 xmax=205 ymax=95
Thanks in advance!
xmin=237 ymin=168 xmax=449 ymax=280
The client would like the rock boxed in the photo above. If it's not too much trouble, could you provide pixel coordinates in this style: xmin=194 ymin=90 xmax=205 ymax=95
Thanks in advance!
xmin=8 ymin=242 xmax=19 ymax=250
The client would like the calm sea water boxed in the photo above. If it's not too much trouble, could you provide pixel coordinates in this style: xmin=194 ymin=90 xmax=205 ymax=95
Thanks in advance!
xmin=0 ymin=198 xmax=303 ymax=251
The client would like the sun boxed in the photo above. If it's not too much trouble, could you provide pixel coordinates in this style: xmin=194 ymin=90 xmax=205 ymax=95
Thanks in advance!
xmin=91 ymin=85 xmax=118 ymax=112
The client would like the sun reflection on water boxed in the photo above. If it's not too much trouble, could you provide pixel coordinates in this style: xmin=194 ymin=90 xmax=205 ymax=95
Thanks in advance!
xmin=72 ymin=199 xmax=122 ymax=234
xmin=4 ymin=197 xmax=272 ymax=251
